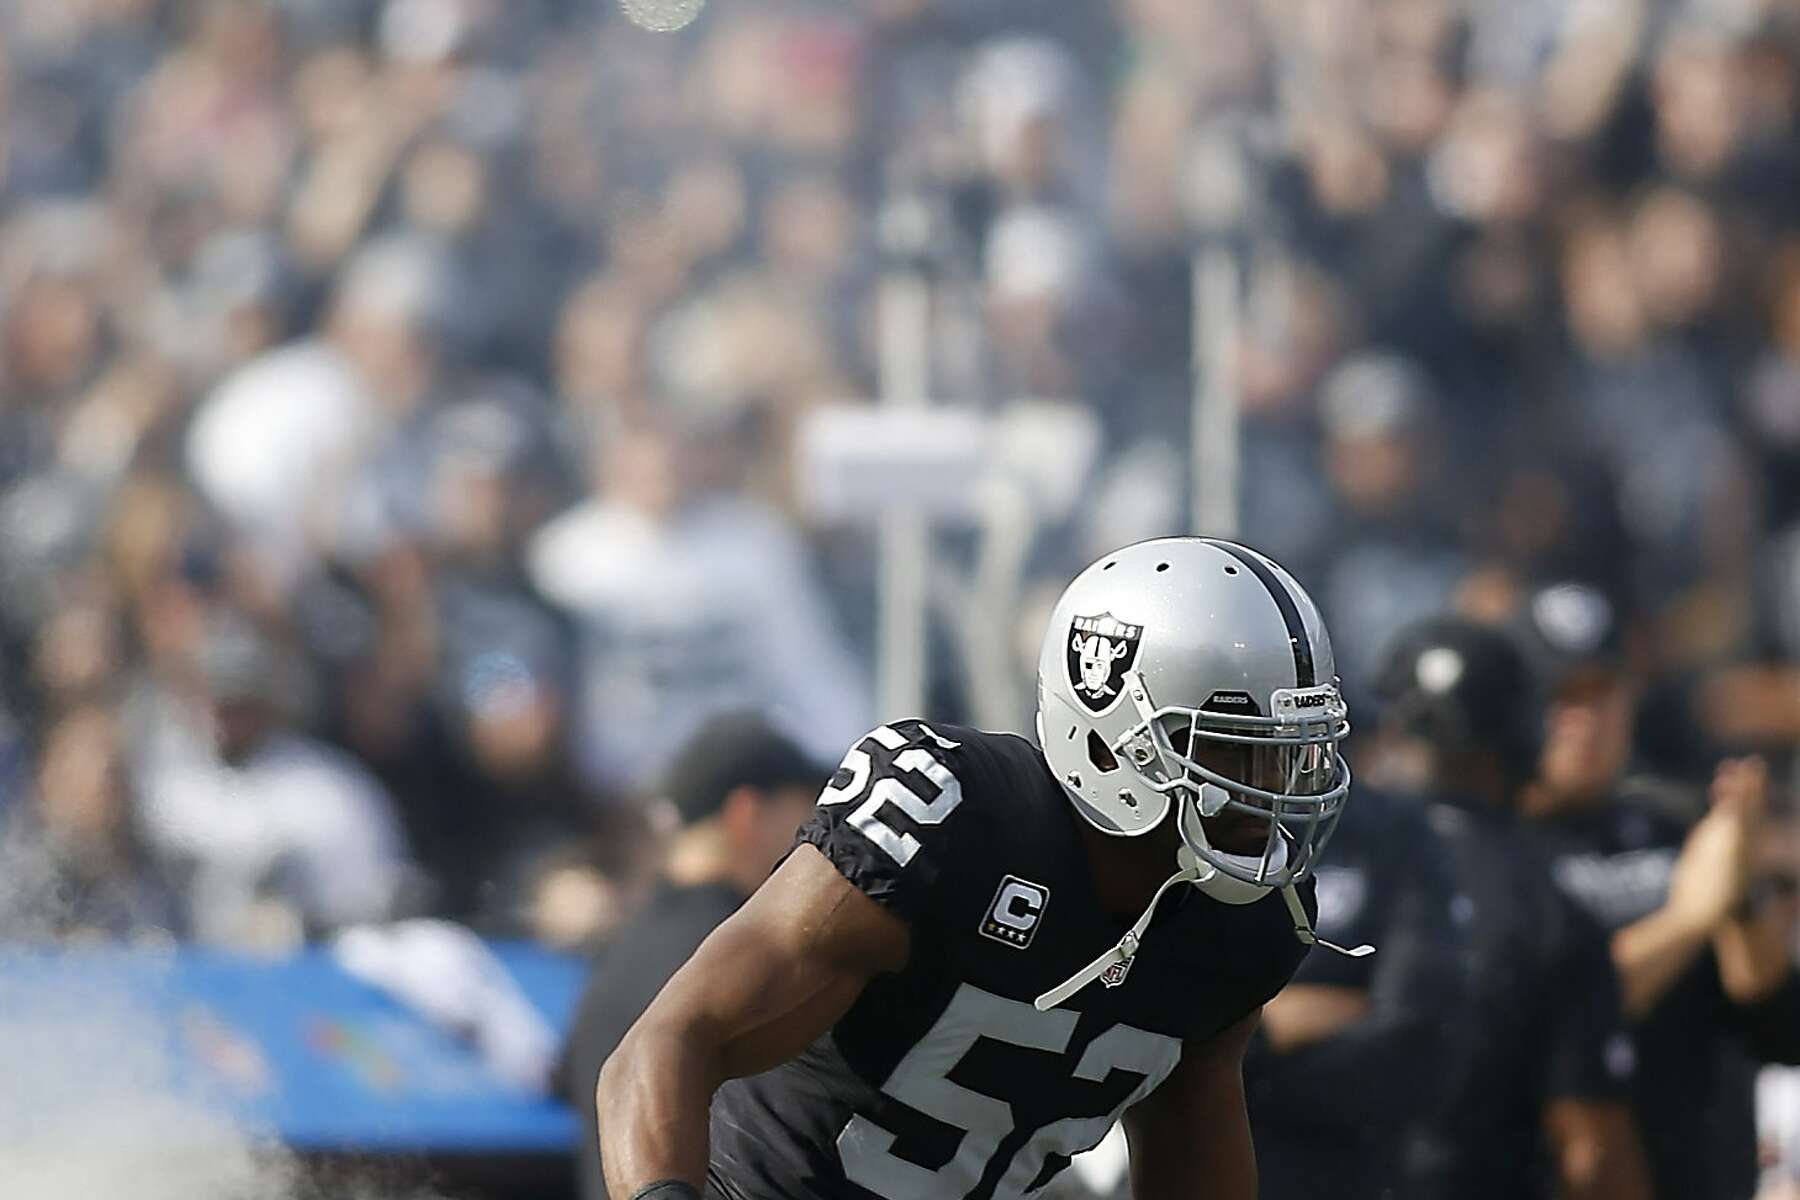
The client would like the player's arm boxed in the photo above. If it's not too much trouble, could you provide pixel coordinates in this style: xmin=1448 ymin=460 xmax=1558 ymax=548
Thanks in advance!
xmin=1715 ymin=877 xmax=1800 ymax=1063
xmin=1608 ymin=902 xmax=1716 ymax=1018
xmin=1611 ymin=758 xmax=1763 ymax=1018
xmin=596 ymin=843 xmax=909 ymax=1198
xmin=1702 ymin=765 xmax=1800 ymax=1063
xmin=1542 ymin=1100 xmax=1651 ymax=1200
xmin=1544 ymin=902 xmax=1653 ymax=1200
xmin=1121 ymin=1009 xmax=1261 ymax=1200
xmin=1713 ymin=901 xmax=1797 ymax=1008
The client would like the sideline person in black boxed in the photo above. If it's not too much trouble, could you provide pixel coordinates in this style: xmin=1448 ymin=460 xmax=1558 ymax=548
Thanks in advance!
xmin=559 ymin=712 xmax=825 ymax=1200
xmin=1375 ymin=617 xmax=1651 ymax=1200
xmin=1516 ymin=581 xmax=1800 ymax=1200
xmin=1243 ymin=784 xmax=1461 ymax=1200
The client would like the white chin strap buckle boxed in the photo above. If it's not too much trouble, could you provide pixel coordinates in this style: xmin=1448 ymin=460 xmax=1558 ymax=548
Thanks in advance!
xmin=1282 ymin=885 xmax=1375 ymax=958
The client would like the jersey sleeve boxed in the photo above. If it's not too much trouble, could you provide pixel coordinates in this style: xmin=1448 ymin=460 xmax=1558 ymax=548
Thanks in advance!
xmin=792 ymin=720 xmax=978 ymax=926
xmin=1544 ymin=896 xmax=1637 ymax=1101
xmin=1720 ymin=965 xmax=1800 ymax=1065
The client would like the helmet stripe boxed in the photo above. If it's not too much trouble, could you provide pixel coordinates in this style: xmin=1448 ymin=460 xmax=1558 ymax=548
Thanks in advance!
xmin=1202 ymin=540 xmax=1316 ymax=688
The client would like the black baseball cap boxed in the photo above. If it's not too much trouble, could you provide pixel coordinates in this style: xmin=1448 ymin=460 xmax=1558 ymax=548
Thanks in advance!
xmin=1514 ymin=579 xmax=1626 ymax=687
xmin=660 ymin=711 xmax=827 ymax=824
xmin=1375 ymin=616 xmax=1546 ymax=770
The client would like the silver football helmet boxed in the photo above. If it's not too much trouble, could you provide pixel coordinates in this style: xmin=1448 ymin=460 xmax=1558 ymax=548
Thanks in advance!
xmin=1033 ymin=538 xmax=1363 ymax=1008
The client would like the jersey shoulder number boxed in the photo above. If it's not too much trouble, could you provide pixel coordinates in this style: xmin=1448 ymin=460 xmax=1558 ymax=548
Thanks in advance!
xmin=797 ymin=721 xmax=975 ymax=921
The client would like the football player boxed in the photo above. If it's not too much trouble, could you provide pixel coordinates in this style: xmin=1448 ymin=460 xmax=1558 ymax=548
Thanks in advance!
xmin=597 ymin=537 xmax=1363 ymax=1200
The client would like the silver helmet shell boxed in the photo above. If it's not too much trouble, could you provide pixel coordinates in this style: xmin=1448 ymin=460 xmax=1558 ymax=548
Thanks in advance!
xmin=1036 ymin=537 xmax=1350 ymax=898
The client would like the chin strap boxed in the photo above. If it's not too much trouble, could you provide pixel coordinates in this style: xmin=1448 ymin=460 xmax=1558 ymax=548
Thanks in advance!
xmin=1035 ymin=863 xmax=1202 ymax=1011
xmin=1035 ymin=870 xmax=1376 ymax=1013
xmin=1282 ymin=884 xmax=1376 ymax=958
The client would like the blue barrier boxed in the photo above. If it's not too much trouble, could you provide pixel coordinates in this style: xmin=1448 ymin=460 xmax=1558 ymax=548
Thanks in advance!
xmin=0 ymin=943 xmax=586 ymax=1152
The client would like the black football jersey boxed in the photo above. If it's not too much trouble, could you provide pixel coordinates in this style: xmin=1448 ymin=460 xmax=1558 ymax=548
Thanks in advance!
xmin=1405 ymin=796 xmax=1635 ymax=1200
xmin=1244 ymin=788 xmax=1465 ymax=1200
xmin=706 ymin=720 xmax=1314 ymax=1200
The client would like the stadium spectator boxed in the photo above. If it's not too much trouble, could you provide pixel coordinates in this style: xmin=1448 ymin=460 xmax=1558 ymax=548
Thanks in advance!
xmin=527 ymin=412 xmax=868 ymax=792
xmin=134 ymin=617 xmax=417 ymax=949
xmin=1306 ymin=352 xmax=1470 ymax=709
xmin=0 ymin=702 xmax=181 ymax=942
xmin=185 ymin=233 xmax=465 ymax=596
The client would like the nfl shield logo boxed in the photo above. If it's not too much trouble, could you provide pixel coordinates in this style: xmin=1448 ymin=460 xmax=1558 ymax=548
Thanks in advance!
xmin=1068 ymin=613 xmax=1144 ymax=715
xmin=1100 ymin=957 xmax=1134 ymax=988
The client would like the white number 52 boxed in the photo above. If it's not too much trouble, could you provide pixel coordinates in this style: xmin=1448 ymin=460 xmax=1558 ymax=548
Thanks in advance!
xmin=819 ymin=725 xmax=965 ymax=867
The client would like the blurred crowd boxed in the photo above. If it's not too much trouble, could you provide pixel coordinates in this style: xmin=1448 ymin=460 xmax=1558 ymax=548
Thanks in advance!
xmin=2 ymin=0 xmax=1800 ymax=974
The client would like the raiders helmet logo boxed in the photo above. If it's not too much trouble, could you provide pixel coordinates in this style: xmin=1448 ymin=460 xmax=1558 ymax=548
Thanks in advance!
xmin=1068 ymin=613 xmax=1144 ymax=714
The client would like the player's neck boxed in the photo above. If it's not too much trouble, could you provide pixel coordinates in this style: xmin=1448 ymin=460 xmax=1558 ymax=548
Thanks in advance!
xmin=1075 ymin=817 xmax=1183 ymax=920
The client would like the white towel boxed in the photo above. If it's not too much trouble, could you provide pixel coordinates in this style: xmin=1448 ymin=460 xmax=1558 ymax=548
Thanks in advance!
xmin=332 ymin=919 xmax=557 ymax=1092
